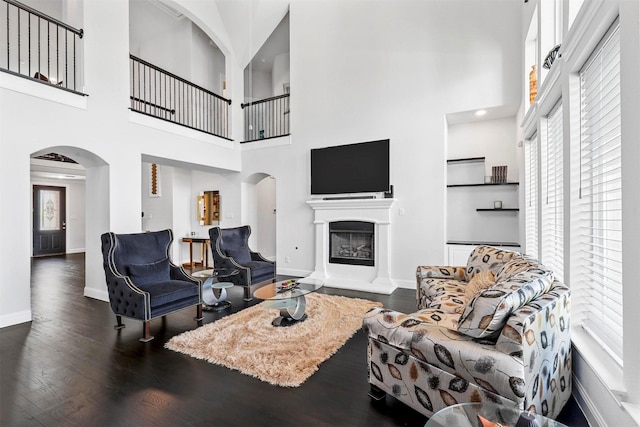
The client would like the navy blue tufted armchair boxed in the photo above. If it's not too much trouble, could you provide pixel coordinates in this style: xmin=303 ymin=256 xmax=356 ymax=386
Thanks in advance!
xmin=101 ymin=229 xmax=203 ymax=342
xmin=209 ymin=226 xmax=276 ymax=301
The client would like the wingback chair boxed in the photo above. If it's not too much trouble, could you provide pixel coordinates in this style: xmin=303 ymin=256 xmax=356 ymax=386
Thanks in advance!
xmin=209 ymin=226 xmax=276 ymax=301
xmin=101 ymin=229 xmax=203 ymax=342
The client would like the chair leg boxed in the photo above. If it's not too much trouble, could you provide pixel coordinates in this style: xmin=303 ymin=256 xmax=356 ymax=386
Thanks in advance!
xmin=114 ymin=315 xmax=125 ymax=330
xmin=140 ymin=321 xmax=154 ymax=342
xmin=244 ymin=286 xmax=253 ymax=302
xmin=194 ymin=303 xmax=204 ymax=321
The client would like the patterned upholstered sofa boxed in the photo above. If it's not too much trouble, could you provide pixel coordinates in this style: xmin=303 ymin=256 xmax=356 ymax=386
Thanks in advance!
xmin=363 ymin=245 xmax=571 ymax=419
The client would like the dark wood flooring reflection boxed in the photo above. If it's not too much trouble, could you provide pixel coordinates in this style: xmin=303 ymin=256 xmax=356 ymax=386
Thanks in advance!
xmin=0 ymin=254 xmax=587 ymax=426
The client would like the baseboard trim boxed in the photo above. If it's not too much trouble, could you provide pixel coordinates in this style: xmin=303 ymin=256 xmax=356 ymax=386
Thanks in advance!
xmin=394 ymin=278 xmax=415 ymax=289
xmin=66 ymin=248 xmax=86 ymax=254
xmin=277 ymin=267 xmax=313 ymax=277
xmin=0 ymin=309 xmax=32 ymax=328
xmin=573 ymin=373 xmax=606 ymax=427
xmin=84 ymin=286 xmax=109 ymax=302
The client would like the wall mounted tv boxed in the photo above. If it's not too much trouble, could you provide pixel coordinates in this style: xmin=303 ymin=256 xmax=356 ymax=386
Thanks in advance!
xmin=311 ymin=139 xmax=390 ymax=195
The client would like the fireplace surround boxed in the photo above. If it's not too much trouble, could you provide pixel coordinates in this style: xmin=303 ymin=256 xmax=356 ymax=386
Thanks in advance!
xmin=306 ymin=198 xmax=396 ymax=294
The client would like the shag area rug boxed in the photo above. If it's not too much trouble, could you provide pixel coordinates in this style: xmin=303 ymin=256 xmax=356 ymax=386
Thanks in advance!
xmin=165 ymin=293 xmax=382 ymax=387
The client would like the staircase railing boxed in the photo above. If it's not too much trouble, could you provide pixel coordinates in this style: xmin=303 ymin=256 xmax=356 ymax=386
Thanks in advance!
xmin=130 ymin=54 xmax=231 ymax=140
xmin=0 ymin=0 xmax=85 ymax=94
xmin=241 ymin=94 xmax=290 ymax=142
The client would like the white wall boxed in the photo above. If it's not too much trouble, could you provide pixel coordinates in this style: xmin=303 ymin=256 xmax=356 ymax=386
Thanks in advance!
xmin=129 ymin=0 xmax=225 ymax=94
xmin=242 ymin=0 xmax=523 ymax=286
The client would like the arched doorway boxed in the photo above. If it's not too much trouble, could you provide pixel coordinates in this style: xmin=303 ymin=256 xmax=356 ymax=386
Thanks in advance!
xmin=30 ymin=146 xmax=110 ymax=301
xmin=242 ymin=173 xmax=276 ymax=260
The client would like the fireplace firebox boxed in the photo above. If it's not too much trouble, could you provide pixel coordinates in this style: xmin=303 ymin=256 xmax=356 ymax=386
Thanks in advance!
xmin=329 ymin=221 xmax=374 ymax=267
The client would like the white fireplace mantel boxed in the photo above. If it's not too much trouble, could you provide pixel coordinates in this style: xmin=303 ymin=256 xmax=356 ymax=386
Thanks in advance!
xmin=306 ymin=198 xmax=397 ymax=294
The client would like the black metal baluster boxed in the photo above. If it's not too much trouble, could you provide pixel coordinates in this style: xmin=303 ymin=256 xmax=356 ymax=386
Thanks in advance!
xmin=64 ymin=28 xmax=67 ymax=88
xmin=46 ymin=21 xmax=49 ymax=82
xmin=28 ymin=11 xmax=31 ymax=77
xmin=17 ymin=8 xmax=20 ymax=74
xmin=72 ymin=29 xmax=75 ymax=90
xmin=55 ymin=24 xmax=59 ymax=84
xmin=7 ymin=2 xmax=10 ymax=72
xmin=37 ymin=16 xmax=40 ymax=76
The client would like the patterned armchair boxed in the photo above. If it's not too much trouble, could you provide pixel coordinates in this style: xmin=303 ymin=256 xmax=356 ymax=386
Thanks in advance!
xmin=209 ymin=226 xmax=276 ymax=301
xmin=364 ymin=246 xmax=571 ymax=419
xmin=101 ymin=229 xmax=203 ymax=342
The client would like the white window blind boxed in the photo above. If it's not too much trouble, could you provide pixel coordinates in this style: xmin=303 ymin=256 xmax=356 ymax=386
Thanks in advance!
xmin=541 ymin=102 xmax=564 ymax=279
xmin=524 ymin=134 xmax=538 ymax=259
xmin=577 ymin=23 xmax=623 ymax=364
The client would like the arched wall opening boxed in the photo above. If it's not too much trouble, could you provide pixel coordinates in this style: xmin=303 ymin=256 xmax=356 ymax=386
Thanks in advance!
xmin=241 ymin=173 xmax=276 ymax=260
xmin=30 ymin=146 xmax=110 ymax=301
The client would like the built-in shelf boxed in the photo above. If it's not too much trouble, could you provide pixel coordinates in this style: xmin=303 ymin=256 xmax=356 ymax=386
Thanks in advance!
xmin=447 ymin=240 xmax=521 ymax=247
xmin=476 ymin=208 xmax=519 ymax=212
xmin=446 ymin=156 xmax=486 ymax=164
xmin=447 ymin=182 xmax=520 ymax=188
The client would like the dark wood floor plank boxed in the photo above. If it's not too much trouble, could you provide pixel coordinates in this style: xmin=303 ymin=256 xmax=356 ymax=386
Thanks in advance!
xmin=0 ymin=254 xmax=586 ymax=427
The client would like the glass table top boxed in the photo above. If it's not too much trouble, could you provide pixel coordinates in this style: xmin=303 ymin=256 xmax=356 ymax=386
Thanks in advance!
xmin=191 ymin=268 xmax=238 ymax=279
xmin=425 ymin=403 xmax=568 ymax=427
xmin=253 ymin=278 xmax=324 ymax=301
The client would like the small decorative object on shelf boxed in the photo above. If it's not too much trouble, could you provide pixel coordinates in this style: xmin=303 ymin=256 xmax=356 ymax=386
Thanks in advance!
xmin=529 ymin=64 xmax=537 ymax=104
xmin=491 ymin=165 xmax=508 ymax=183
xmin=543 ymin=44 xmax=561 ymax=70
xmin=494 ymin=201 xmax=503 ymax=209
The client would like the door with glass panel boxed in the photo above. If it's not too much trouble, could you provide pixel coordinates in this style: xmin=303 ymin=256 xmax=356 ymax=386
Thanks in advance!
xmin=33 ymin=186 xmax=66 ymax=256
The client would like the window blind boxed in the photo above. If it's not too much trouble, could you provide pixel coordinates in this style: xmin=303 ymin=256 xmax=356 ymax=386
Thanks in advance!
xmin=577 ymin=23 xmax=623 ymax=364
xmin=524 ymin=134 xmax=538 ymax=259
xmin=541 ymin=102 xmax=563 ymax=279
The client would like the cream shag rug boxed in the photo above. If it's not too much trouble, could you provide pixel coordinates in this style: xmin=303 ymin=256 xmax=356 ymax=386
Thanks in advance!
xmin=165 ymin=293 xmax=382 ymax=387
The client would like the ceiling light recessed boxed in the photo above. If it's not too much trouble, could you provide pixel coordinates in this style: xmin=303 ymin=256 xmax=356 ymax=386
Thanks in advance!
xmin=475 ymin=109 xmax=488 ymax=117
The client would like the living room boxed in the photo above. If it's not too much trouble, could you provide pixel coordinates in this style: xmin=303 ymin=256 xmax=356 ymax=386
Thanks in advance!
xmin=1 ymin=0 xmax=639 ymax=426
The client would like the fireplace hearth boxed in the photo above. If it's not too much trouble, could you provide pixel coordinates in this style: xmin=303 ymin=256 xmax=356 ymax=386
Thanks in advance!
xmin=329 ymin=221 xmax=374 ymax=266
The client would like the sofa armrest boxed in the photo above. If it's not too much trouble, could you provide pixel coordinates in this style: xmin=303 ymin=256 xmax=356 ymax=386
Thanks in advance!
xmin=417 ymin=266 xmax=466 ymax=280
xmin=495 ymin=281 xmax=572 ymax=415
xmin=416 ymin=266 xmax=466 ymax=309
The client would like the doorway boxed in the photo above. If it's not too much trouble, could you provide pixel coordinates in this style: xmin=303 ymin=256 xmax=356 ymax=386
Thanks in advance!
xmin=33 ymin=185 xmax=66 ymax=256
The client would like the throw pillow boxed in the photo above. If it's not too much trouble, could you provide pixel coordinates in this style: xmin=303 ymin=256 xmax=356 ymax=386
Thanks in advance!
xmin=464 ymin=245 xmax=520 ymax=282
xmin=457 ymin=268 xmax=554 ymax=338
xmin=226 ymin=246 xmax=251 ymax=264
xmin=464 ymin=270 xmax=496 ymax=300
xmin=127 ymin=258 xmax=171 ymax=285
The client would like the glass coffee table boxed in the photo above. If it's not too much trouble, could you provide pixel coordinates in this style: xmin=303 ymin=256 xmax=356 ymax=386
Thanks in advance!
xmin=191 ymin=268 xmax=238 ymax=311
xmin=253 ymin=278 xmax=324 ymax=326
xmin=425 ymin=402 xmax=568 ymax=427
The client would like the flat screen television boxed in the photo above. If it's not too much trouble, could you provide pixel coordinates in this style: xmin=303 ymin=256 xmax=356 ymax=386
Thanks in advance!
xmin=311 ymin=139 xmax=390 ymax=195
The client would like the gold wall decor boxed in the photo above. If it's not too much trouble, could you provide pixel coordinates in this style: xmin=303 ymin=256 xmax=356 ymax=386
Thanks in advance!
xmin=149 ymin=163 xmax=161 ymax=197
xmin=197 ymin=190 xmax=220 ymax=225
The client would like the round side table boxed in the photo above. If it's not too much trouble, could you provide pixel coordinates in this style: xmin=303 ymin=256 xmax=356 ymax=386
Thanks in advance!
xmin=192 ymin=268 xmax=238 ymax=312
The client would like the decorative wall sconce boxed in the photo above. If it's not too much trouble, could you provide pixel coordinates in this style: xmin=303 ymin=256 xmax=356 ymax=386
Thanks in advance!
xmin=197 ymin=190 xmax=220 ymax=225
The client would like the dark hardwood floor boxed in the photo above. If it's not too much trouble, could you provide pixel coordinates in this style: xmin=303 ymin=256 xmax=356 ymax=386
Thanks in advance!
xmin=0 ymin=254 xmax=587 ymax=426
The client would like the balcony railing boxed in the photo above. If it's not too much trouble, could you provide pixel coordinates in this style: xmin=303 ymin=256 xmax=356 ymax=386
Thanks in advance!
xmin=130 ymin=54 xmax=231 ymax=140
xmin=0 ymin=0 xmax=84 ymax=94
xmin=241 ymin=94 xmax=290 ymax=142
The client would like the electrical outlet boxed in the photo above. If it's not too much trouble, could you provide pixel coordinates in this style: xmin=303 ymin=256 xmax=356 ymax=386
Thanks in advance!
xmin=285 ymin=256 xmax=291 ymax=263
